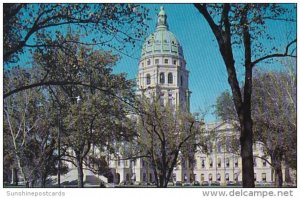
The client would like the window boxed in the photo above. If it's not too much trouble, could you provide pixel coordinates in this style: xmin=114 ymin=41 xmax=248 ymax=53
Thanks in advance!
xmin=201 ymin=174 xmax=205 ymax=182
xmin=209 ymin=174 xmax=212 ymax=181
xmin=217 ymin=158 xmax=221 ymax=168
xmin=209 ymin=158 xmax=213 ymax=168
xmin=262 ymin=173 xmax=266 ymax=182
xmin=253 ymin=157 xmax=257 ymax=167
xmin=235 ymin=158 xmax=238 ymax=167
xmin=262 ymin=160 xmax=267 ymax=167
xmin=226 ymin=158 xmax=230 ymax=167
xmin=217 ymin=173 xmax=221 ymax=181
xmin=180 ymin=75 xmax=183 ymax=86
xmin=147 ymin=59 xmax=151 ymax=65
xmin=155 ymin=59 xmax=159 ymax=64
xmin=254 ymin=173 xmax=257 ymax=181
xmin=146 ymin=74 xmax=151 ymax=85
xmin=164 ymin=59 xmax=169 ymax=64
xmin=125 ymin=160 xmax=128 ymax=166
xmin=142 ymin=62 xmax=144 ymax=67
xmin=159 ymin=72 xmax=165 ymax=84
xmin=168 ymin=73 xmax=173 ymax=84
xmin=217 ymin=141 xmax=222 ymax=153
xmin=173 ymin=59 xmax=177 ymax=65
xmin=201 ymin=159 xmax=205 ymax=168
xmin=234 ymin=173 xmax=238 ymax=181
xmin=118 ymin=159 xmax=121 ymax=166
xmin=225 ymin=173 xmax=229 ymax=181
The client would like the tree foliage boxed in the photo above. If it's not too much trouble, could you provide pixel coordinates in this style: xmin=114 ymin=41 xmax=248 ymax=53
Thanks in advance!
xmin=4 ymin=3 xmax=149 ymax=64
xmin=214 ymin=63 xmax=296 ymax=187
xmin=123 ymin=91 xmax=205 ymax=187
xmin=3 ymin=3 xmax=149 ymax=99
xmin=194 ymin=3 xmax=296 ymax=187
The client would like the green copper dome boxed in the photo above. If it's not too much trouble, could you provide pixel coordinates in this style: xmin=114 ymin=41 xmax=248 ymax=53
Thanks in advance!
xmin=141 ymin=6 xmax=184 ymax=59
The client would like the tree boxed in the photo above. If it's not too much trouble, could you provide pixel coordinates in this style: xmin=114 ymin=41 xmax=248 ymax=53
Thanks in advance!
xmin=194 ymin=3 xmax=296 ymax=187
xmin=33 ymin=42 xmax=136 ymax=187
xmin=215 ymin=66 xmax=296 ymax=187
xmin=3 ymin=67 xmax=61 ymax=187
xmin=251 ymin=69 xmax=296 ymax=187
xmin=124 ymin=91 xmax=205 ymax=188
xmin=4 ymin=3 xmax=149 ymax=97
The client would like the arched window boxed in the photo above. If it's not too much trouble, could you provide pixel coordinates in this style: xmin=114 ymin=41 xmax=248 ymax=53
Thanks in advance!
xmin=168 ymin=73 xmax=173 ymax=84
xmin=209 ymin=173 xmax=213 ymax=181
xmin=159 ymin=72 xmax=165 ymax=84
xmin=225 ymin=173 xmax=229 ymax=181
xmin=146 ymin=74 xmax=151 ymax=85
xmin=217 ymin=173 xmax=221 ymax=181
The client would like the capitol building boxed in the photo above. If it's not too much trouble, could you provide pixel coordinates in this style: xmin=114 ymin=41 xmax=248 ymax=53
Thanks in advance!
xmin=107 ymin=7 xmax=295 ymax=186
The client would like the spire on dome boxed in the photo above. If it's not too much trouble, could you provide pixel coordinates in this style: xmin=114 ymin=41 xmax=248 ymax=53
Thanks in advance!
xmin=156 ymin=6 xmax=168 ymax=30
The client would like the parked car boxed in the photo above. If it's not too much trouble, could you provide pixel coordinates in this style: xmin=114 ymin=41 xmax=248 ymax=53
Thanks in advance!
xmin=167 ymin=182 xmax=174 ymax=186
xmin=210 ymin=181 xmax=221 ymax=186
xmin=226 ymin=181 xmax=236 ymax=186
xmin=119 ymin=181 xmax=132 ymax=185
xmin=193 ymin=181 xmax=201 ymax=186
xmin=255 ymin=181 xmax=266 ymax=187
xmin=175 ymin=181 xmax=182 ymax=186
xmin=183 ymin=182 xmax=191 ymax=186
xmin=201 ymin=181 xmax=209 ymax=186
xmin=134 ymin=181 xmax=141 ymax=185
xmin=141 ymin=182 xmax=151 ymax=186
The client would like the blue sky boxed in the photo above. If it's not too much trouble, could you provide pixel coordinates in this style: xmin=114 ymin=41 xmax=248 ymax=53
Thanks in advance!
xmin=113 ymin=4 xmax=296 ymax=122
xmin=6 ymin=4 xmax=296 ymax=122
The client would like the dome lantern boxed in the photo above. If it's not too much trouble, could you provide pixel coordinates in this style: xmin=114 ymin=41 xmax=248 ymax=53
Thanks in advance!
xmin=157 ymin=6 xmax=168 ymax=30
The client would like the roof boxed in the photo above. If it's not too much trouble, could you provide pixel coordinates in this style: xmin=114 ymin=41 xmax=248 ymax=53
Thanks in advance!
xmin=141 ymin=6 xmax=184 ymax=59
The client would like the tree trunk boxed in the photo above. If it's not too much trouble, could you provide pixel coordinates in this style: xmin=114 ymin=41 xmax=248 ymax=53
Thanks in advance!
xmin=274 ymin=166 xmax=283 ymax=187
xmin=240 ymin=112 xmax=255 ymax=187
xmin=271 ymin=155 xmax=283 ymax=187
xmin=41 ymin=173 xmax=47 ymax=188
xmin=159 ymin=174 xmax=164 ymax=188
xmin=11 ymin=167 xmax=18 ymax=185
xmin=75 ymin=154 xmax=84 ymax=188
